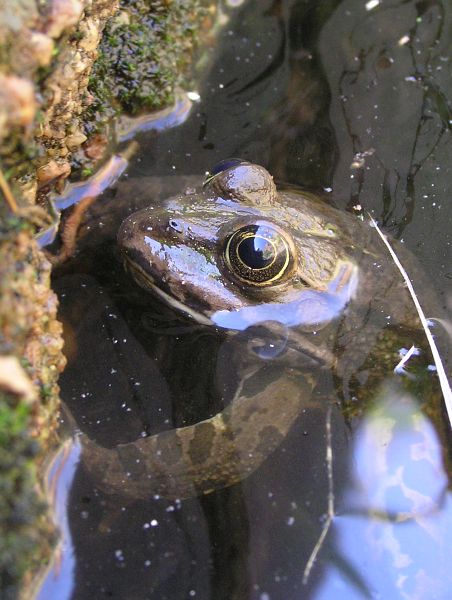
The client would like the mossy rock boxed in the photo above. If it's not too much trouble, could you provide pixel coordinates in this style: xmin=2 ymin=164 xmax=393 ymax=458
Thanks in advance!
xmin=86 ymin=0 xmax=205 ymax=132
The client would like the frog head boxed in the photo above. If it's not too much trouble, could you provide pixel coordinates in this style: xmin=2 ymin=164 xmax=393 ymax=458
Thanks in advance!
xmin=118 ymin=160 xmax=359 ymax=330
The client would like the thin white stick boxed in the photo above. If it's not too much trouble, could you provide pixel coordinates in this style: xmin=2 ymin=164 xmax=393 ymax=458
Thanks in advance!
xmin=303 ymin=404 xmax=334 ymax=585
xmin=393 ymin=344 xmax=420 ymax=376
xmin=370 ymin=216 xmax=452 ymax=428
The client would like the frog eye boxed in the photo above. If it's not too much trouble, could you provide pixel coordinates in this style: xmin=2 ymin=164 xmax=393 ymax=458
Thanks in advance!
xmin=224 ymin=222 xmax=295 ymax=286
xmin=204 ymin=158 xmax=246 ymax=186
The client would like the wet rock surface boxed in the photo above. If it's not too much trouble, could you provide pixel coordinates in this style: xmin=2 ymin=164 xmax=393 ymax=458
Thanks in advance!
xmin=0 ymin=0 xmax=209 ymax=596
xmin=0 ymin=221 xmax=66 ymax=598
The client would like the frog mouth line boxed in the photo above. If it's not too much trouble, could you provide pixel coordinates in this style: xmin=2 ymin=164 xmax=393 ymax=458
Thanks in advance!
xmin=123 ymin=256 xmax=213 ymax=326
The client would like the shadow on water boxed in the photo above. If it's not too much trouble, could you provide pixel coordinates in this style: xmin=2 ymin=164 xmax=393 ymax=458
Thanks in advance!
xmin=41 ymin=1 xmax=452 ymax=599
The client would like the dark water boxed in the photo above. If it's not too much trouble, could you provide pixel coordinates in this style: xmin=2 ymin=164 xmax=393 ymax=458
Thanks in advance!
xmin=41 ymin=1 xmax=452 ymax=599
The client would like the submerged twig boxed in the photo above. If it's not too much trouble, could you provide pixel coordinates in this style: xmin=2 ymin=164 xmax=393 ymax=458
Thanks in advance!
xmin=303 ymin=404 xmax=334 ymax=585
xmin=370 ymin=216 xmax=452 ymax=428
xmin=46 ymin=141 xmax=138 ymax=263
xmin=48 ymin=195 xmax=96 ymax=265
xmin=0 ymin=168 xmax=19 ymax=213
xmin=394 ymin=344 xmax=420 ymax=377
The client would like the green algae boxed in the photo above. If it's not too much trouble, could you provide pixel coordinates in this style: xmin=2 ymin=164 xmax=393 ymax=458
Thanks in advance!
xmin=0 ymin=390 xmax=48 ymax=600
xmin=86 ymin=0 xmax=205 ymax=132
xmin=0 ymin=218 xmax=64 ymax=599
xmin=0 ymin=1 xmax=209 ymax=594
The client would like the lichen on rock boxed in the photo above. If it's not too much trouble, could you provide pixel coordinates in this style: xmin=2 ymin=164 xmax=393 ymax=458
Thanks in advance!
xmin=0 ymin=218 xmax=66 ymax=599
xmin=87 ymin=0 xmax=204 ymax=124
xmin=1 ymin=0 xmax=208 ymax=199
xmin=0 ymin=1 xmax=210 ymax=596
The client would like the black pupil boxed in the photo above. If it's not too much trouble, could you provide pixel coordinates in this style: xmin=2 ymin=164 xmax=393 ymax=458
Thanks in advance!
xmin=237 ymin=235 xmax=274 ymax=269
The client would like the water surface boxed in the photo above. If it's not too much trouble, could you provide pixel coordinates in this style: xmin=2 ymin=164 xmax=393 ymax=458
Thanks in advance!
xmin=46 ymin=1 xmax=452 ymax=599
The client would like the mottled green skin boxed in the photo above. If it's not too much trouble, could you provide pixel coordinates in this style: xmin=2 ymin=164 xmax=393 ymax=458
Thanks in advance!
xmin=79 ymin=161 xmax=436 ymax=501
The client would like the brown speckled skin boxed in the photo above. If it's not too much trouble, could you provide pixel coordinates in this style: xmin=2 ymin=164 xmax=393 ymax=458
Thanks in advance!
xmin=84 ymin=371 xmax=315 ymax=500
xmin=82 ymin=162 xmax=431 ymax=500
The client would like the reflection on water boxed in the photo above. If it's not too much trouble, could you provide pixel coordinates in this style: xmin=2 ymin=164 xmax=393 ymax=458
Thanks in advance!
xmin=212 ymin=262 xmax=358 ymax=330
xmin=43 ymin=0 xmax=452 ymax=598
xmin=315 ymin=382 xmax=452 ymax=600
xmin=319 ymin=0 xmax=452 ymax=261
xmin=36 ymin=439 xmax=81 ymax=600
xmin=347 ymin=384 xmax=448 ymax=518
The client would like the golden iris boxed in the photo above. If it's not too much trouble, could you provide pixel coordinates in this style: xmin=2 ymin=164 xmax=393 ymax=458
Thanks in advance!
xmin=224 ymin=223 xmax=294 ymax=286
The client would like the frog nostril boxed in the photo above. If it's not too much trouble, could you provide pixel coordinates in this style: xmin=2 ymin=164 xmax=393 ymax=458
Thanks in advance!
xmin=168 ymin=219 xmax=183 ymax=234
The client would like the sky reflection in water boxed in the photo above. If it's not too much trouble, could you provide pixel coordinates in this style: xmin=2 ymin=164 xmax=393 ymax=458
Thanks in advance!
xmin=314 ymin=383 xmax=451 ymax=599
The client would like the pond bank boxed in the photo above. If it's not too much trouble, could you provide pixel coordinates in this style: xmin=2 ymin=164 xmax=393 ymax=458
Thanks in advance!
xmin=0 ymin=1 xmax=210 ymax=597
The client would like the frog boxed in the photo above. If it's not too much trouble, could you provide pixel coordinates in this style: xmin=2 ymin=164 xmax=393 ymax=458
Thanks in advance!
xmin=80 ymin=159 xmax=440 ymax=501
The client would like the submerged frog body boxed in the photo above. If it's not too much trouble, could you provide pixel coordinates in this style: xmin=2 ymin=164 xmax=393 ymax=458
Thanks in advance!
xmin=82 ymin=160 xmax=432 ymax=500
